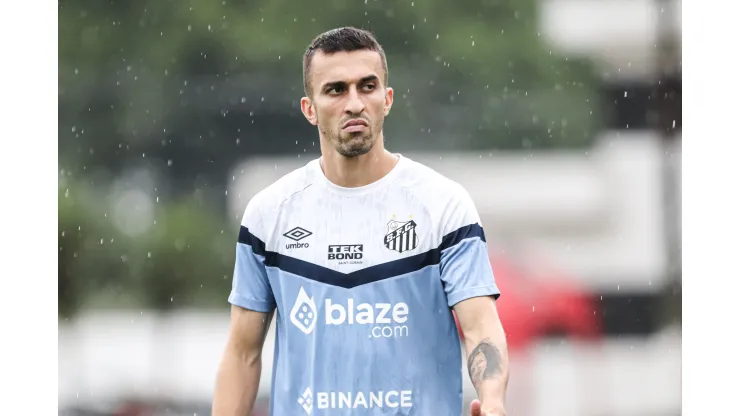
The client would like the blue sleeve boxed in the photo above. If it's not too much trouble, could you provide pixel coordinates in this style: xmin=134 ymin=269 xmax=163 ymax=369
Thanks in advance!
xmin=439 ymin=189 xmax=500 ymax=307
xmin=228 ymin=209 xmax=276 ymax=312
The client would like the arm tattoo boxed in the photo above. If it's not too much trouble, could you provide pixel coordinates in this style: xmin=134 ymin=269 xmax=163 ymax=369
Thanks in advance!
xmin=467 ymin=338 xmax=502 ymax=388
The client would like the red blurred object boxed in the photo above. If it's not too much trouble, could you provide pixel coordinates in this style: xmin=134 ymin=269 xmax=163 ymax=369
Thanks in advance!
xmin=455 ymin=252 xmax=602 ymax=351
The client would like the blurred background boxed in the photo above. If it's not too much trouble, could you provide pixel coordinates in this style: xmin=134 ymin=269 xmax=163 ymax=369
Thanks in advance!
xmin=58 ymin=0 xmax=682 ymax=415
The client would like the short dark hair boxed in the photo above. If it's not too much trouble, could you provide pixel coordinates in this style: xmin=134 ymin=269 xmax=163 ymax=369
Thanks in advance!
xmin=302 ymin=27 xmax=388 ymax=97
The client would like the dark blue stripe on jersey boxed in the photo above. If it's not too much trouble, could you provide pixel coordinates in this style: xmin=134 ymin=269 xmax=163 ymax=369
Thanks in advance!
xmin=439 ymin=223 xmax=486 ymax=251
xmin=237 ymin=224 xmax=485 ymax=289
xmin=238 ymin=226 xmax=266 ymax=254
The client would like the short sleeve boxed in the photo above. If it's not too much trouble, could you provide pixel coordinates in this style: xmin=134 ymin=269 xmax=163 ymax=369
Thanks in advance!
xmin=439 ymin=187 xmax=500 ymax=307
xmin=228 ymin=197 xmax=276 ymax=313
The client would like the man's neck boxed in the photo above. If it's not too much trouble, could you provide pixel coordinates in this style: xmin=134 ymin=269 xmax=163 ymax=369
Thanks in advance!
xmin=319 ymin=136 xmax=399 ymax=188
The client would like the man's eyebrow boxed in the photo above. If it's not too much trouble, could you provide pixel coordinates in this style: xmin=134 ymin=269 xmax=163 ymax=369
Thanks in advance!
xmin=359 ymin=75 xmax=379 ymax=84
xmin=321 ymin=75 xmax=379 ymax=91
xmin=321 ymin=80 xmax=347 ymax=90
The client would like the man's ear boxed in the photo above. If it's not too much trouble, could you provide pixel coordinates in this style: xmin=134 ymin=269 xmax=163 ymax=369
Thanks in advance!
xmin=384 ymin=87 xmax=394 ymax=116
xmin=300 ymin=96 xmax=317 ymax=126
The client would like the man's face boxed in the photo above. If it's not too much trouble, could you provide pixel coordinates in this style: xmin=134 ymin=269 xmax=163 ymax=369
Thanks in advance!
xmin=301 ymin=50 xmax=393 ymax=157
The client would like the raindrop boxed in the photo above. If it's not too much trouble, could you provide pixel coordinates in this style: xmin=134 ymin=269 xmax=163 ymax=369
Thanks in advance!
xmin=241 ymin=97 xmax=246 ymax=103
xmin=74 ymin=68 xmax=79 ymax=75
xmin=156 ymin=196 xmax=159 ymax=203
xmin=471 ymin=41 xmax=475 ymax=46
xmin=624 ymin=91 xmax=628 ymax=98
xmin=187 ymin=24 xmax=192 ymax=31
xmin=435 ymin=34 xmax=439 ymax=39
xmin=148 ymin=252 xmax=152 ymax=258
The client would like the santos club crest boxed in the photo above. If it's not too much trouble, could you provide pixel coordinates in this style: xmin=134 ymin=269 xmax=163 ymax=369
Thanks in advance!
xmin=384 ymin=219 xmax=419 ymax=253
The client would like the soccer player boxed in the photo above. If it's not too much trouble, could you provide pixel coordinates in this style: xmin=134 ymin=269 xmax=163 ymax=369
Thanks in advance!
xmin=212 ymin=27 xmax=509 ymax=416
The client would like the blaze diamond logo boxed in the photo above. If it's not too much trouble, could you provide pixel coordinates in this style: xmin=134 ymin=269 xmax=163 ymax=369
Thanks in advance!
xmin=290 ymin=287 xmax=317 ymax=335
xmin=289 ymin=286 xmax=410 ymax=338
xmin=298 ymin=387 xmax=313 ymax=415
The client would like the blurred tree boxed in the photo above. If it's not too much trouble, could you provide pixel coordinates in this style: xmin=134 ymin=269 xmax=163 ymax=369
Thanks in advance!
xmin=133 ymin=198 xmax=234 ymax=311
xmin=58 ymin=0 xmax=604 ymax=310
xmin=59 ymin=0 xmax=602 ymax=196
xmin=58 ymin=178 xmax=133 ymax=318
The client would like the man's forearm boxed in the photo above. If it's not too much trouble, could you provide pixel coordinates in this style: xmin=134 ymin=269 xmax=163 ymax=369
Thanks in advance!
xmin=465 ymin=336 xmax=509 ymax=413
xmin=212 ymin=348 xmax=262 ymax=416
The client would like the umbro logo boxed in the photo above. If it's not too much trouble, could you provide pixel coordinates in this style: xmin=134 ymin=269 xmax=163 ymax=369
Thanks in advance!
xmin=284 ymin=227 xmax=312 ymax=249
xmin=284 ymin=227 xmax=312 ymax=241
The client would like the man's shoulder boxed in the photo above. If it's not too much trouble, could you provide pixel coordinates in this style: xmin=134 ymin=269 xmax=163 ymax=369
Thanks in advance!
xmin=399 ymin=157 xmax=481 ymax=235
xmin=244 ymin=160 xmax=317 ymax=217
xmin=399 ymin=156 xmax=471 ymax=204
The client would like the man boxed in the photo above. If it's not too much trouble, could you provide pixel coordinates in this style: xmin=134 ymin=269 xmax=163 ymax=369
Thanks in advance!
xmin=212 ymin=27 xmax=509 ymax=416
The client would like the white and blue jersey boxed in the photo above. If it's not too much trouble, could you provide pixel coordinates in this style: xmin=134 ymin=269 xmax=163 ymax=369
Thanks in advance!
xmin=229 ymin=154 xmax=500 ymax=415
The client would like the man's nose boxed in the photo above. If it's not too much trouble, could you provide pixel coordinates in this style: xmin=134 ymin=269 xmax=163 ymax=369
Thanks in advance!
xmin=344 ymin=87 xmax=365 ymax=115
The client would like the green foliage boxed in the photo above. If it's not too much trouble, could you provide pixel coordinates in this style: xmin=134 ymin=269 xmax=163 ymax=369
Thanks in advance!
xmin=58 ymin=178 xmax=133 ymax=318
xmin=58 ymin=0 xmax=604 ymax=312
xmin=59 ymin=0 xmax=602 ymax=167
xmin=59 ymin=177 xmax=235 ymax=316
xmin=132 ymin=198 xmax=234 ymax=311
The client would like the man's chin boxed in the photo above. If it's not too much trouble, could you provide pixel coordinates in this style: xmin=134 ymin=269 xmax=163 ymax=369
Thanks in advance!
xmin=336 ymin=138 xmax=373 ymax=157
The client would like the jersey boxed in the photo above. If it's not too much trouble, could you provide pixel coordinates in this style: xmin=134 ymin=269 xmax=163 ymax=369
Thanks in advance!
xmin=228 ymin=154 xmax=500 ymax=415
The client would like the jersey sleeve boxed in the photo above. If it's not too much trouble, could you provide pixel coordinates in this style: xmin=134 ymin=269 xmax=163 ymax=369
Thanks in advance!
xmin=227 ymin=196 xmax=276 ymax=313
xmin=439 ymin=186 xmax=500 ymax=307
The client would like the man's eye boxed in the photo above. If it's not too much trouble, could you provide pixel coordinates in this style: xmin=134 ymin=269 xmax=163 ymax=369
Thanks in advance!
xmin=327 ymin=87 xmax=344 ymax=94
xmin=362 ymin=84 xmax=376 ymax=91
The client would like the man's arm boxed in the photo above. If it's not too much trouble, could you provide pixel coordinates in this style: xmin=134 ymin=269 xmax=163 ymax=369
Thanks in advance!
xmin=212 ymin=305 xmax=274 ymax=416
xmin=453 ymin=295 xmax=509 ymax=416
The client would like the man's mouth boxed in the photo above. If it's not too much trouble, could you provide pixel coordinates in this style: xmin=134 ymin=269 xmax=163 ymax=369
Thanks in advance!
xmin=342 ymin=119 xmax=369 ymax=132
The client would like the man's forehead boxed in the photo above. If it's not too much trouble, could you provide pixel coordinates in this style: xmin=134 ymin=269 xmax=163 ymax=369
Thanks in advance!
xmin=311 ymin=50 xmax=384 ymax=84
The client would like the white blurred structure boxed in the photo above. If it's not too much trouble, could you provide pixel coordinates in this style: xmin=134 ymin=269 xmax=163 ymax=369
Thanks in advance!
xmin=227 ymin=132 xmax=680 ymax=295
xmin=539 ymin=0 xmax=682 ymax=80
xmin=58 ymin=311 xmax=681 ymax=416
